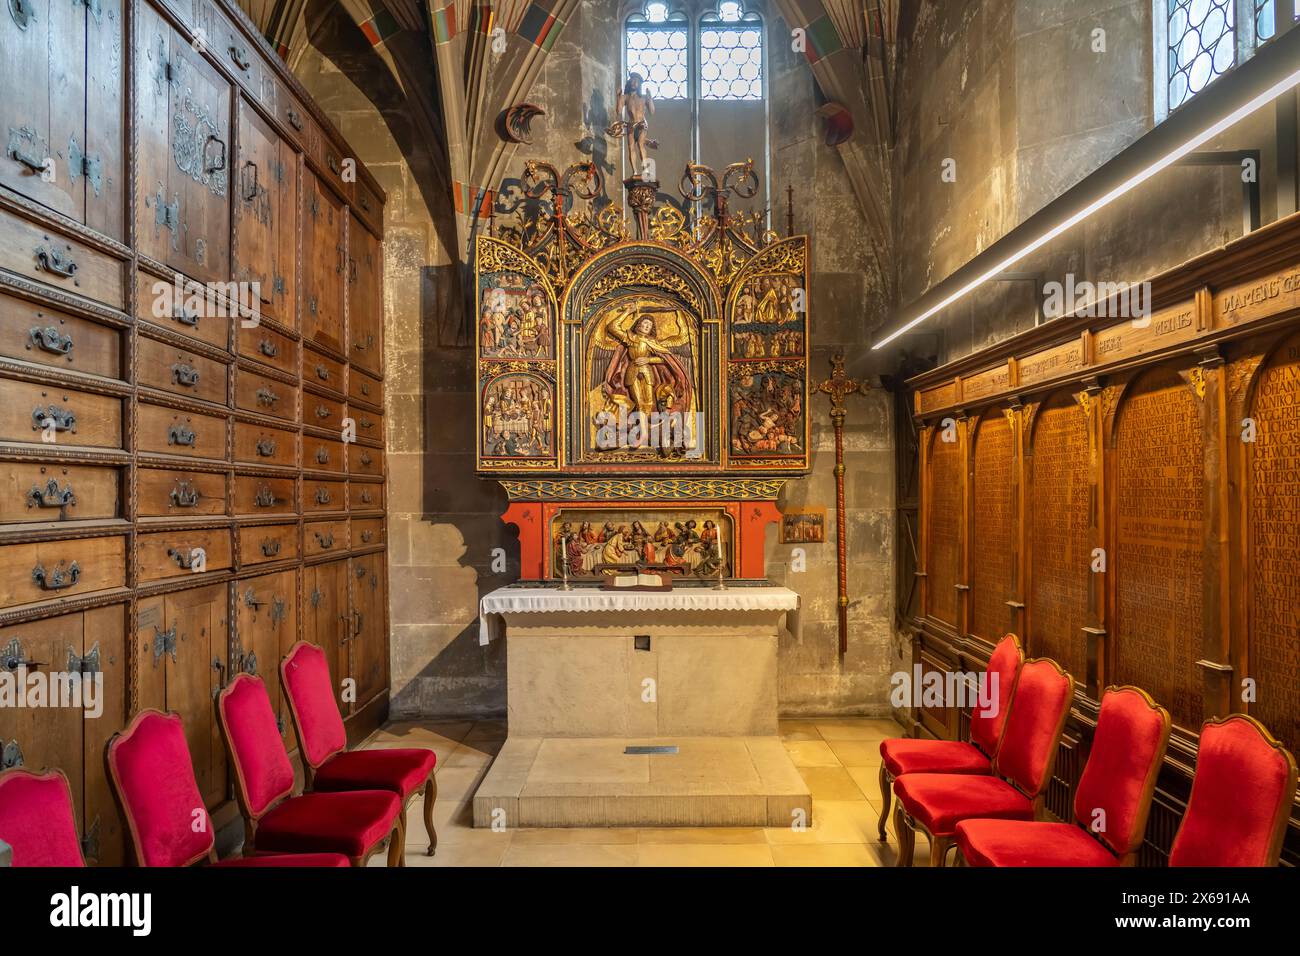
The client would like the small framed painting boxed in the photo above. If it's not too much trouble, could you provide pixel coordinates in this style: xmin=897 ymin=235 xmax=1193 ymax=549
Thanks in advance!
xmin=781 ymin=508 xmax=826 ymax=544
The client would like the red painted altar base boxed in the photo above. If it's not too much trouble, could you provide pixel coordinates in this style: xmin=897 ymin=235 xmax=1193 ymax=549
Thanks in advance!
xmin=501 ymin=499 xmax=783 ymax=580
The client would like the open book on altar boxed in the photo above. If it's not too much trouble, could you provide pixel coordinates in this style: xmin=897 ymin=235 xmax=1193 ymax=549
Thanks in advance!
xmin=601 ymin=572 xmax=670 ymax=591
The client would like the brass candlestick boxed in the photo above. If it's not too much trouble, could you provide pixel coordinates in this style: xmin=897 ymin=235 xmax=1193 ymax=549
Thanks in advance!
xmin=712 ymin=540 xmax=727 ymax=591
xmin=815 ymin=352 xmax=870 ymax=657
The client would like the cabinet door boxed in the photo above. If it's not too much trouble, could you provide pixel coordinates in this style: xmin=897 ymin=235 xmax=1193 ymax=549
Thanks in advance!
xmin=234 ymin=100 xmax=297 ymax=327
xmin=348 ymin=555 xmax=385 ymax=711
xmin=347 ymin=214 xmax=382 ymax=374
xmin=304 ymin=560 xmax=348 ymax=715
xmin=80 ymin=605 xmax=126 ymax=866
xmin=0 ymin=0 xmax=87 ymax=223
xmin=234 ymin=570 xmax=298 ymax=752
xmin=84 ymin=0 xmax=126 ymax=240
xmin=301 ymin=168 xmax=344 ymax=353
xmin=136 ymin=3 xmax=232 ymax=284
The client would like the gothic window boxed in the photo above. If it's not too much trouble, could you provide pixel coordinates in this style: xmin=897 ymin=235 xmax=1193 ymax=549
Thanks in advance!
xmin=624 ymin=3 xmax=690 ymax=101
xmin=699 ymin=3 xmax=764 ymax=101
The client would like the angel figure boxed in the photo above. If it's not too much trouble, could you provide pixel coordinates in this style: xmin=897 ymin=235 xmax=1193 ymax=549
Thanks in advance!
xmin=607 ymin=72 xmax=658 ymax=179
xmin=591 ymin=302 xmax=695 ymax=423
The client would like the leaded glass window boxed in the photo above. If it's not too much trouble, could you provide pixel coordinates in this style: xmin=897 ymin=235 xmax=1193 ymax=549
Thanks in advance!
xmin=625 ymin=3 xmax=690 ymax=101
xmin=1166 ymin=0 xmax=1237 ymax=112
xmin=700 ymin=5 xmax=764 ymax=101
xmin=1255 ymin=0 xmax=1300 ymax=41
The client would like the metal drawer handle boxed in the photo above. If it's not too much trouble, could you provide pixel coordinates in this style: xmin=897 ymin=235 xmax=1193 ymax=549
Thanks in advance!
xmin=167 ymin=547 xmax=203 ymax=570
xmin=243 ymin=587 xmax=265 ymax=609
xmin=359 ymin=418 xmax=375 ymax=430
xmin=169 ymin=480 xmax=200 ymax=508
xmin=315 ymin=404 xmax=331 ymax=420
xmin=32 ymin=560 xmax=80 ymax=591
xmin=254 ymin=484 xmax=278 ymax=508
xmin=359 ymin=451 xmax=373 ymax=467
xmin=315 ymin=364 xmax=331 ymax=381
xmin=34 ymin=243 xmax=78 ymax=279
xmin=361 ymin=530 xmax=374 ymax=544
xmin=168 ymin=424 xmax=197 ymax=447
xmin=315 ymin=446 xmax=330 ymax=465
xmin=8 ymin=133 xmax=44 ymax=170
xmin=240 ymin=159 xmax=259 ymax=202
xmin=327 ymin=153 xmax=339 ymax=174
xmin=359 ymin=490 xmax=373 ymax=505
xmin=256 ymin=386 xmax=279 ymax=407
xmin=315 ymin=530 xmax=334 ymax=549
xmin=260 ymin=538 xmax=281 ymax=558
xmin=27 ymin=478 xmax=76 ymax=510
xmin=258 ymin=338 xmax=278 ymax=358
xmin=255 ymin=437 xmax=276 ymax=457
xmin=360 ymin=381 xmax=371 ymax=396
xmin=353 ymin=334 xmax=373 ymax=352
xmin=229 ymin=44 xmax=250 ymax=72
xmin=359 ymin=195 xmax=371 ymax=212
xmin=204 ymin=135 xmax=226 ymax=174
xmin=29 ymin=326 xmax=74 ymax=357
xmin=352 ymin=609 xmax=363 ymax=637
xmin=1 ymin=638 xmax=46 ymax=671
xmin=171 ymin=362 xmax=200 ymax=387
xmin=173 ymin=303 xmax=200 ymax=327
xmin=32 ymin=404 xmax=76 ymax=433
xmin=314 ymin=487 xmax=332 ymax=505
xmin=286 ymin=108 xmax=304 ymax=132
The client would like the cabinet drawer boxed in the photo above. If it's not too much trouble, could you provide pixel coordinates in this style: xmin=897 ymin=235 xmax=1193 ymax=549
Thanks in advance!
xmin=137 ymin=272 xmax=231 ymax=352
xmin=0 ymin=290 xmax=122 ymax=380
xmin=348 ymin=369 xmax=383 ymax=408
xmin=352 ymin=178 xmax=383 ymax=237
xmin=137 ymin=403 xmax=228 ymax=460
xmin=139 ymin=468 xmax=227 ymax=518
xmin=0 ymin=463 xmax=121 ymax=524
xmin=137 ymin=337 xmax=227 ymax=405
xmin=277 ymin=85 xmax=311 ymax=150
xmin=305 ymin=350 xmax=345 ymax=395
xmin=305 ymin=519 xmax=347 ymax=557
xmin=349 ymin=481 xmax=383 ymax=512
xmin=304 ymin=436 xmax=345 ymax=474
xmin=136 ymin=528 xmax=233 ymax=582
xmin=348 ymin=406 xmax=383 ymax=443
xmin=0 ymin=535 xmax=126 ymax=608
xmin=235 ymin=368 xmax=296 ymax=423
xmin=303 ymin=479 xmax=345 ymax=513
xmin=305 ymin=393 xmax=344 ymax=431
xmin=233 ymin=421 xmax=296 ymax=468
xmin=0 ymin=210 xmax=125 ymax=309
xmin=348 ymin=443 xmax=383 ymax=477
xmin=0 ymin=379 xmax=123 ymax=449
xmin=351 ymin=518 xmax=384 ymax=549
xmin=237 ymin=323 xmax=297 ymax=377
xmin=239 ymin=523 xmax=299 ymax=567
xmin=232 ymin=476 xmax=295 ymax=516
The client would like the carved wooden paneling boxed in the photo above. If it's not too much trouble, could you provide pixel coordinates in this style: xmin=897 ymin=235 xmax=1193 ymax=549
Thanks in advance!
xmin=926 ymin=430 xmax=961 ymax=627
xmin=970 ymin=413 xmax=1015 ymax=641
xmin=1247 ymin=333 xmax=1300 ymax=757
xmin=1113 ymin=367 xmax=1206 ymax=731
xmin=1028 ymin=395 xmax=1090 ymax=676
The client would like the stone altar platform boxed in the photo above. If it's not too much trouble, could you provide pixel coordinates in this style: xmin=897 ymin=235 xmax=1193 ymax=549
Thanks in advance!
xmin=472 ymin=585 xmax=811 ymax=827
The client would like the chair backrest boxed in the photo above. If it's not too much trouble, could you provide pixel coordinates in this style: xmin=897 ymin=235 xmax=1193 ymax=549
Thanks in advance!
xmin=992 ymin=657 xmax=1075 ymax=797
xmin=0 ymin=768 xmax=84 ymax=866
xmin=281 ymin=641 xmax=348 ymax=770
xmin=105 ymin=710 xmax=215 ymax=867
xmin=969 ymin=633 xmax=1024 ymax=757
xmin=1169 ymin=714 xmax=1297 ymax=867
xmin=218 ymin=674 xmax=296 ymax=820
xmin=1072 ymin=686 xmax=1171 ymax=860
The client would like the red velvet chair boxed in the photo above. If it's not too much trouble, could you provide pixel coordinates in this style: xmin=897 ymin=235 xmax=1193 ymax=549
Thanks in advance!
xmin=877 ymin=633 xmax=1023 ymax=842
xmin=0 ymin=768 xmax=86 ymax=866
xmin=106 ymin=709 xmax=349 ymax=867
xmin=218 ymin=674 xmax=405 ymax=867
xmin=281 ymin=640 xmax=438 ymax=854
xmin=954 ymin=685 xmax=1171 ymax=866
xmin=1168 ymin=714 xmax=1298 ymax=867
xmin=893 ymin=657 xmax=1075 ymax=867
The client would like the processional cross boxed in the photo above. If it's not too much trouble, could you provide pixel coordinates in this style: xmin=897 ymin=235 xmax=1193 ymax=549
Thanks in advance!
xmin=815 ymin=353 xmax=871 ymax=657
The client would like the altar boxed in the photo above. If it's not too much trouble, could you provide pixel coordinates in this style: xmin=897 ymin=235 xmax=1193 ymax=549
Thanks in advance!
xmin=472 ymin=584 xmax=811 ymax=828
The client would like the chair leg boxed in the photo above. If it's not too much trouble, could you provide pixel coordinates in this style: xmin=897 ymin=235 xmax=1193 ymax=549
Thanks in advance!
xmin=386 ymin=822 xmax=405 ymax=867
xmin=893 ymin=804 xmax=914 ymax=867
xmin=423 ymin=774 xmax=438 ymax=856
xmin=876 ymin=765 xmax=891 ymax=843
xmin=930 ymin=834 xmax=952 ymax=869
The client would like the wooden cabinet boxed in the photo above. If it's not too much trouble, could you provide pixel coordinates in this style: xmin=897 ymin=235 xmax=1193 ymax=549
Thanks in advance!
xmin=135 ymin=1 xmax=232 ymax=283
xmin=0 ymin=606 xmax=126 ymax=864
xmin=136 ymin=585 xmax=228 ymax=807
xmin=302 ymin=168 xmax=345 ymax=354
xmin=0 ymin=0 xmax=390 ymax=866
xmin=0 ymin=0 xmax=125 ymax=241
xmin=234 ymin=99 xmax=297 ymax=328
xmin=234 ymin=569 xmax=298 ymax=752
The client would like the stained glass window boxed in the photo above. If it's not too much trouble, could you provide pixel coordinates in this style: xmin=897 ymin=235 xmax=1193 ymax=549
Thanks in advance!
xmin=1255 ymin=0 xmax=1300 ymax=41
xmin=699 ymin=11 xmax=764 ymax=101
xmin=625 ymin=26 xmax=690 ymax=100
xmin=1166 ymin=0 xmax=1237 ymax=112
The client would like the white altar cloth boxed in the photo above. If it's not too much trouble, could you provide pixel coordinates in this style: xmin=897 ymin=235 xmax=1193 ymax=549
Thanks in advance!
xmin=477 ymin=584 xmax=800 ymax=645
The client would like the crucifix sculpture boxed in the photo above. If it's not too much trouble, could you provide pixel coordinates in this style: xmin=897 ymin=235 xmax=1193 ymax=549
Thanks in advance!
xmin=816 ymin=352 xmax=871 ymax=657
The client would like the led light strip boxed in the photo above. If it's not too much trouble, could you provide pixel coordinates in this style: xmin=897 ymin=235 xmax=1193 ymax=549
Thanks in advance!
xmin=872 ymin=63 xmax=1300 ymax=351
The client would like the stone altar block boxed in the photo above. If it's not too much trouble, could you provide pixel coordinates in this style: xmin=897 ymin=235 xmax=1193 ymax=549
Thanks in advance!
xmin=472 ymin=585 xmax=811 ymax=827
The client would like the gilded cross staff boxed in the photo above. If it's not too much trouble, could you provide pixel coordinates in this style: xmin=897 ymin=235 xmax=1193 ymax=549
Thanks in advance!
xmin=815 ymin=352 xmax=871 ymax=657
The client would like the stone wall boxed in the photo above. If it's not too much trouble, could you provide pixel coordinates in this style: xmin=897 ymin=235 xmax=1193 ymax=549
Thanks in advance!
xmin=296 ymin=0 xmax=898 ymax=719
